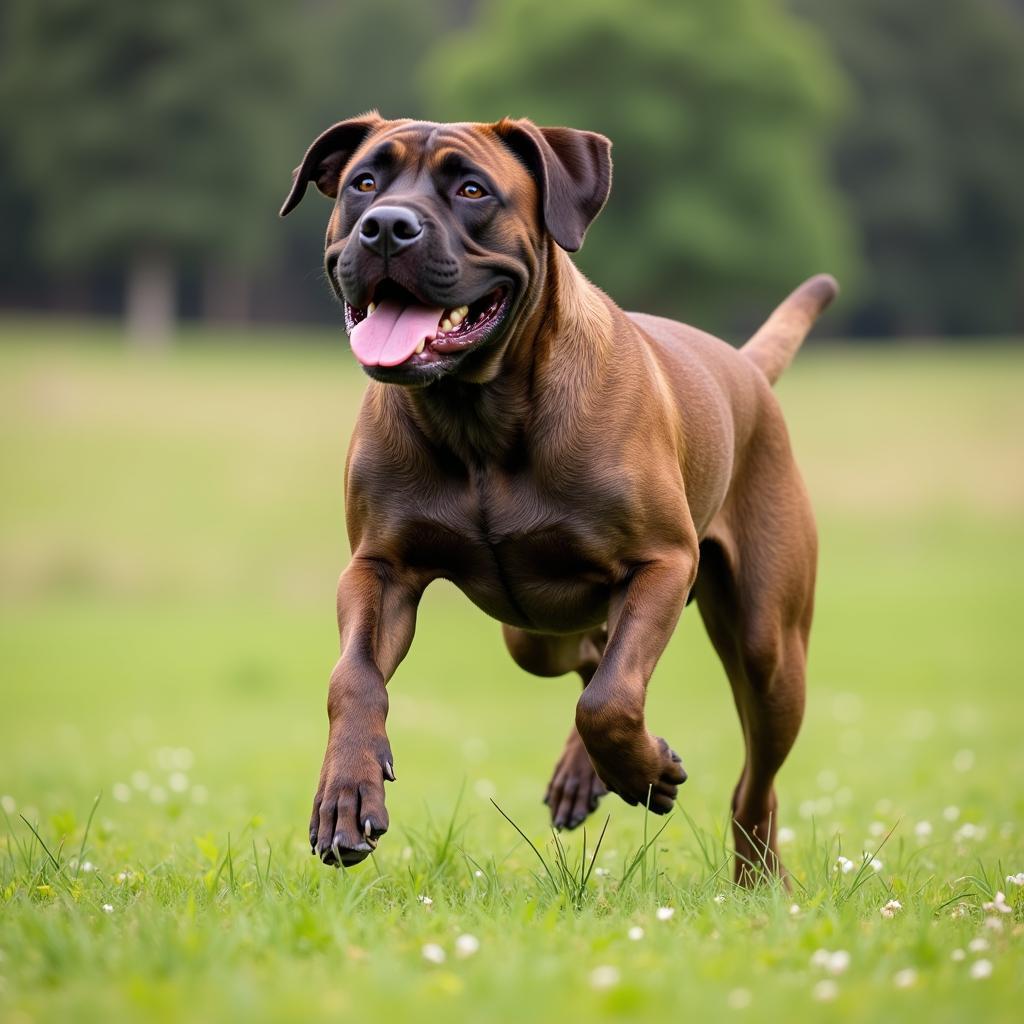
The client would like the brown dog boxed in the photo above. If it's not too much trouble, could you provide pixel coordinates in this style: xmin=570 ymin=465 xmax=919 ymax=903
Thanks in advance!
xmin=280 ymin=112 xmax=836 ymax=883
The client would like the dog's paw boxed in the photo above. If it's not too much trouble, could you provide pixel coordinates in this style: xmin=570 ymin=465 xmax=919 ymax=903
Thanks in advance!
xmin=588 ymin=734 xmax=686 ymax=814
xmin=310 ymin=750 xmax=394 ymax=867
xmin=543 ymin=728 xmax=608 ymax=830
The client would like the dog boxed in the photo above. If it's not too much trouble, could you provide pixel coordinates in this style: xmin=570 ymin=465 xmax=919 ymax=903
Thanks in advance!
xmin=280 ymin=112 xmax=836 ymax=883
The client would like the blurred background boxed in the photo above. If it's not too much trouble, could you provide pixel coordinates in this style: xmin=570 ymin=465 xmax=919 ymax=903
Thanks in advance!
xmin=2 ymin=5 xmax=1022 ymax=1020
xmin=1 ymin=0 xmax=1022 ymax=913
xmin=1 ymin=0 xmax=1023 ymax=343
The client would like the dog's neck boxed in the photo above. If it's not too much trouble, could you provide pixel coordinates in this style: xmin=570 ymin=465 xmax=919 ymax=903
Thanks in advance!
xmin=397 ymin=245 xmax=613 ymax=467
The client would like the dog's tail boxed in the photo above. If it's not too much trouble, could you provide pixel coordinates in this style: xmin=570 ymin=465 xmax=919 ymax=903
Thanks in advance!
xmin=741 ymin=274 xmax=839 ymax=386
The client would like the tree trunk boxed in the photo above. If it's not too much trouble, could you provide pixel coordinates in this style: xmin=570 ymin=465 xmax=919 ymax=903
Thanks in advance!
xmin=125 ymin=253 xmax=175 ymax=348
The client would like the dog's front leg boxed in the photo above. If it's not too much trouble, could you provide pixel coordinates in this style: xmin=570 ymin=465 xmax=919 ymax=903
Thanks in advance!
xmin=311 ymin=555 xmax=423 ymax=866
xmin=574 ymin=550 xmax=697 ymax=813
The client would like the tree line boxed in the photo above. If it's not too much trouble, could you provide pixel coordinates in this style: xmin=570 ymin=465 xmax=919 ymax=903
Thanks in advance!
xmin=1 ymin=0 xmax=1022 ymax=342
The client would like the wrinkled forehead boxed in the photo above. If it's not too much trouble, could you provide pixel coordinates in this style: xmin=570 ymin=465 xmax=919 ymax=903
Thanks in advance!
xmin=348 ymin=120 xmax=534 ymax=197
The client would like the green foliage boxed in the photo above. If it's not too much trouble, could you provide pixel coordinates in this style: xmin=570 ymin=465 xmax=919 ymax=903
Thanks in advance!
xmin=1 ymin=0 xmax=1023 ymax=336
xmin=425 ymin=0 xmax=857 ymax=327
xmin=0 ymin=0 xmax=301 ymax=268
xmin=792 ymin=0 xmax=1024 ymax=334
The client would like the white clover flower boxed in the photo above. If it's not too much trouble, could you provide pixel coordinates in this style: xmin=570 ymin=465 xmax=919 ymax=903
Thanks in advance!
xmin=116 ymin=870 xmax=132 ymax=883
xmin=589 ymin=965 xmax=620 ymax=990
xmin=0 ymin=795 xmax=15 ymax=815
xmin=813 ymin=979 xmax=838 ymax=1002
xmin=969 ymin=959 xmax=993 ymax=980
xmin=880 ymin=899 xmax=903 ymax=919
xmin=473 ymin=869 xmax=485 ymax=878
xmin=80 ymin=861 xmax=95 ymax=873
xmin=168 ymin=772 xmax=189 ymax=793
xmin=172 ymin=747 xmax=194 ymax=770
xmin=627 ymin=925 xmax=644 ymax=941
xmin=951 ymin=948 xmax=966 ymax=962
xmin=594 ymin=867 xmax=610 ymax=877
xmin=101 ymin=903 xmax=113 ymax=913
xmin=1006 ymin=872 xmax=1024 ymax=887
xmin=811 ymin=949 xmax=850 ymax=975
xmin=869 ymin=858 xmax=883 ymax=872
xmin=943 ymin=805 xmax=960 ymax=822
xmin=955 ymin=823 xmax=984 ymax=842
xmin=778 ymin=826 xmax=795 ymax=844
xmin=893 ymin=968 xmax=917 ymax=989
xmin=656 ymin=906 xmax=675 ymax=921
xmin=950 ymin=903 xmax=969 ymax=920
xmin=417 ymin=894 xmax=433 ymax=906
xmin=982 ymin=891 xmax=1012 ymax=915
xmin=868 ymin=821 xmax=886 ymax=837
xmin=473 ymin=778 xmax=496 ymax=800
xmin=983 ymin=915 xmax=1003 ymax=933
xmin=112 ymin=783 xmax=132 ymax=803
xmin=835 ymin=856 xmax=855 ymax=874
xmin=968 ymin=937 xmax=989 ymax=953
xmin=421 ymin=943 xmax=445 ymax=964
xmin=914 ymin=821 xmax=933 ymax=839
xmin=789 ymin=904 xmax=801 ymax=916
xmin=713 ymin=894 xmax=726 ymax=904
xmin=454 ymin=934 xmax=480 ymax=958
xmin=727 ymin=987 xmax=752 ymax=1009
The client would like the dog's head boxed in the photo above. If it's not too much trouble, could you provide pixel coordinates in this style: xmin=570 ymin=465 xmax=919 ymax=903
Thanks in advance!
xmin=280 ymin=113 xmax=612 ymax=386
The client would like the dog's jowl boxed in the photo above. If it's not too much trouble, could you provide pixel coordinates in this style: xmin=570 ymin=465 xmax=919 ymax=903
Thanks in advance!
xmin=281 ymin=113 xmax=836 ymax=883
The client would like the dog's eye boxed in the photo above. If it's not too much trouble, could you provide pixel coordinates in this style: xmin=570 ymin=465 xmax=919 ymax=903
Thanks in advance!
xmin=352 ymin=174 xmax=376 ymax=193
xmin=457 ymin=181 xmax=488 ymax=199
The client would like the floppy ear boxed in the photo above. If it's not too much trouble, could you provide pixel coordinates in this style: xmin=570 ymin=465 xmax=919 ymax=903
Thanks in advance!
xmin=279 ymin=112 xmax=385 ymax=217
xmin=494 ymin=118 xmax=612 ymax=252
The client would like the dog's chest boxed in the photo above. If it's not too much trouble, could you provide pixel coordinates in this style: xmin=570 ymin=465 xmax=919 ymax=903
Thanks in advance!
xmin=397 ymin=469 xmax=626 ymax=632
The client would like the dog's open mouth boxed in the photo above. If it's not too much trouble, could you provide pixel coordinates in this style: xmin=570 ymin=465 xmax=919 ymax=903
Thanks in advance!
xmin=343 ymin=282 xmax=511 ymax=369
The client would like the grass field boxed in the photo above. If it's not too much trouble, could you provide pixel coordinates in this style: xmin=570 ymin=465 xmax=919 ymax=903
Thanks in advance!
xmin=1 ymin=321 xmax=1022 ymax=1022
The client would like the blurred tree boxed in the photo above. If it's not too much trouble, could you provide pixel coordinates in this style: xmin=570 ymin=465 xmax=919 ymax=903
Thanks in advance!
xmin=424 ymin=0 xmax=856 ymax=333
xmin=0 ymin=0 xmax=301 ymax=344
xmin=791 ymin=0 xmax=1024 ymax=335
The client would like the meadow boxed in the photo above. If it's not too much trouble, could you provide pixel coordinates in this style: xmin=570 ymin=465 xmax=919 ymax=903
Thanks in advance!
xmin=1 ymin=321 xmax=1022 ymax=1022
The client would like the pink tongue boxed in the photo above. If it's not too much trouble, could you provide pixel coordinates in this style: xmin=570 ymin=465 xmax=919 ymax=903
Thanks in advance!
xmin=349 ymin=298 xmax=444 ymax=367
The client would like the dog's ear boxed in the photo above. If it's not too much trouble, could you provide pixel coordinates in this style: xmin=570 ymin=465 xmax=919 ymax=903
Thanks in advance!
xmin=279 ymin=112 xmax=385 ymax=217
xmin=494 ymin=119 xmax=612 ymax=252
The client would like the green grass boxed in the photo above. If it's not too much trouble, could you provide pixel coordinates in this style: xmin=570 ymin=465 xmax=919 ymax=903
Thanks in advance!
xmin=1 ymin=320 xmax=1022 ymax=1022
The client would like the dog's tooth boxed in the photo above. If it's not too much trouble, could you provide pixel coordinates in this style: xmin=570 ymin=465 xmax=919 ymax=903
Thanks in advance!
xmin=367 ymin=302 xmax=376 ymax=315
xmin=364 ymin=818 xmax=372 ymax=838
xmin=384 ymin=761 xmax=396 ymax=781
xmin=455 ymin=305 xmax=469 ymax=319
xmin=415 ymin=337 xmax=426 ymax=355
xmin=440 ymin=318 xmax=452 ymax=333
xmin=449 ymin=309 xmax=464 ymax=326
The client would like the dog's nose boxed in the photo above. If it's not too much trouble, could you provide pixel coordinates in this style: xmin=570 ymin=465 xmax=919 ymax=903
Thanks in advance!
xmin=359 ymin=205 xmax=423 ymax=257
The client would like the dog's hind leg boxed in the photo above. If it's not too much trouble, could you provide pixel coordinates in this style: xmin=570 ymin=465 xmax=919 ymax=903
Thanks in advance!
xmin=502 ymin=625 xmax=609 ymax=830
xmin=694 ymin=446 xmax=816 ymax=886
